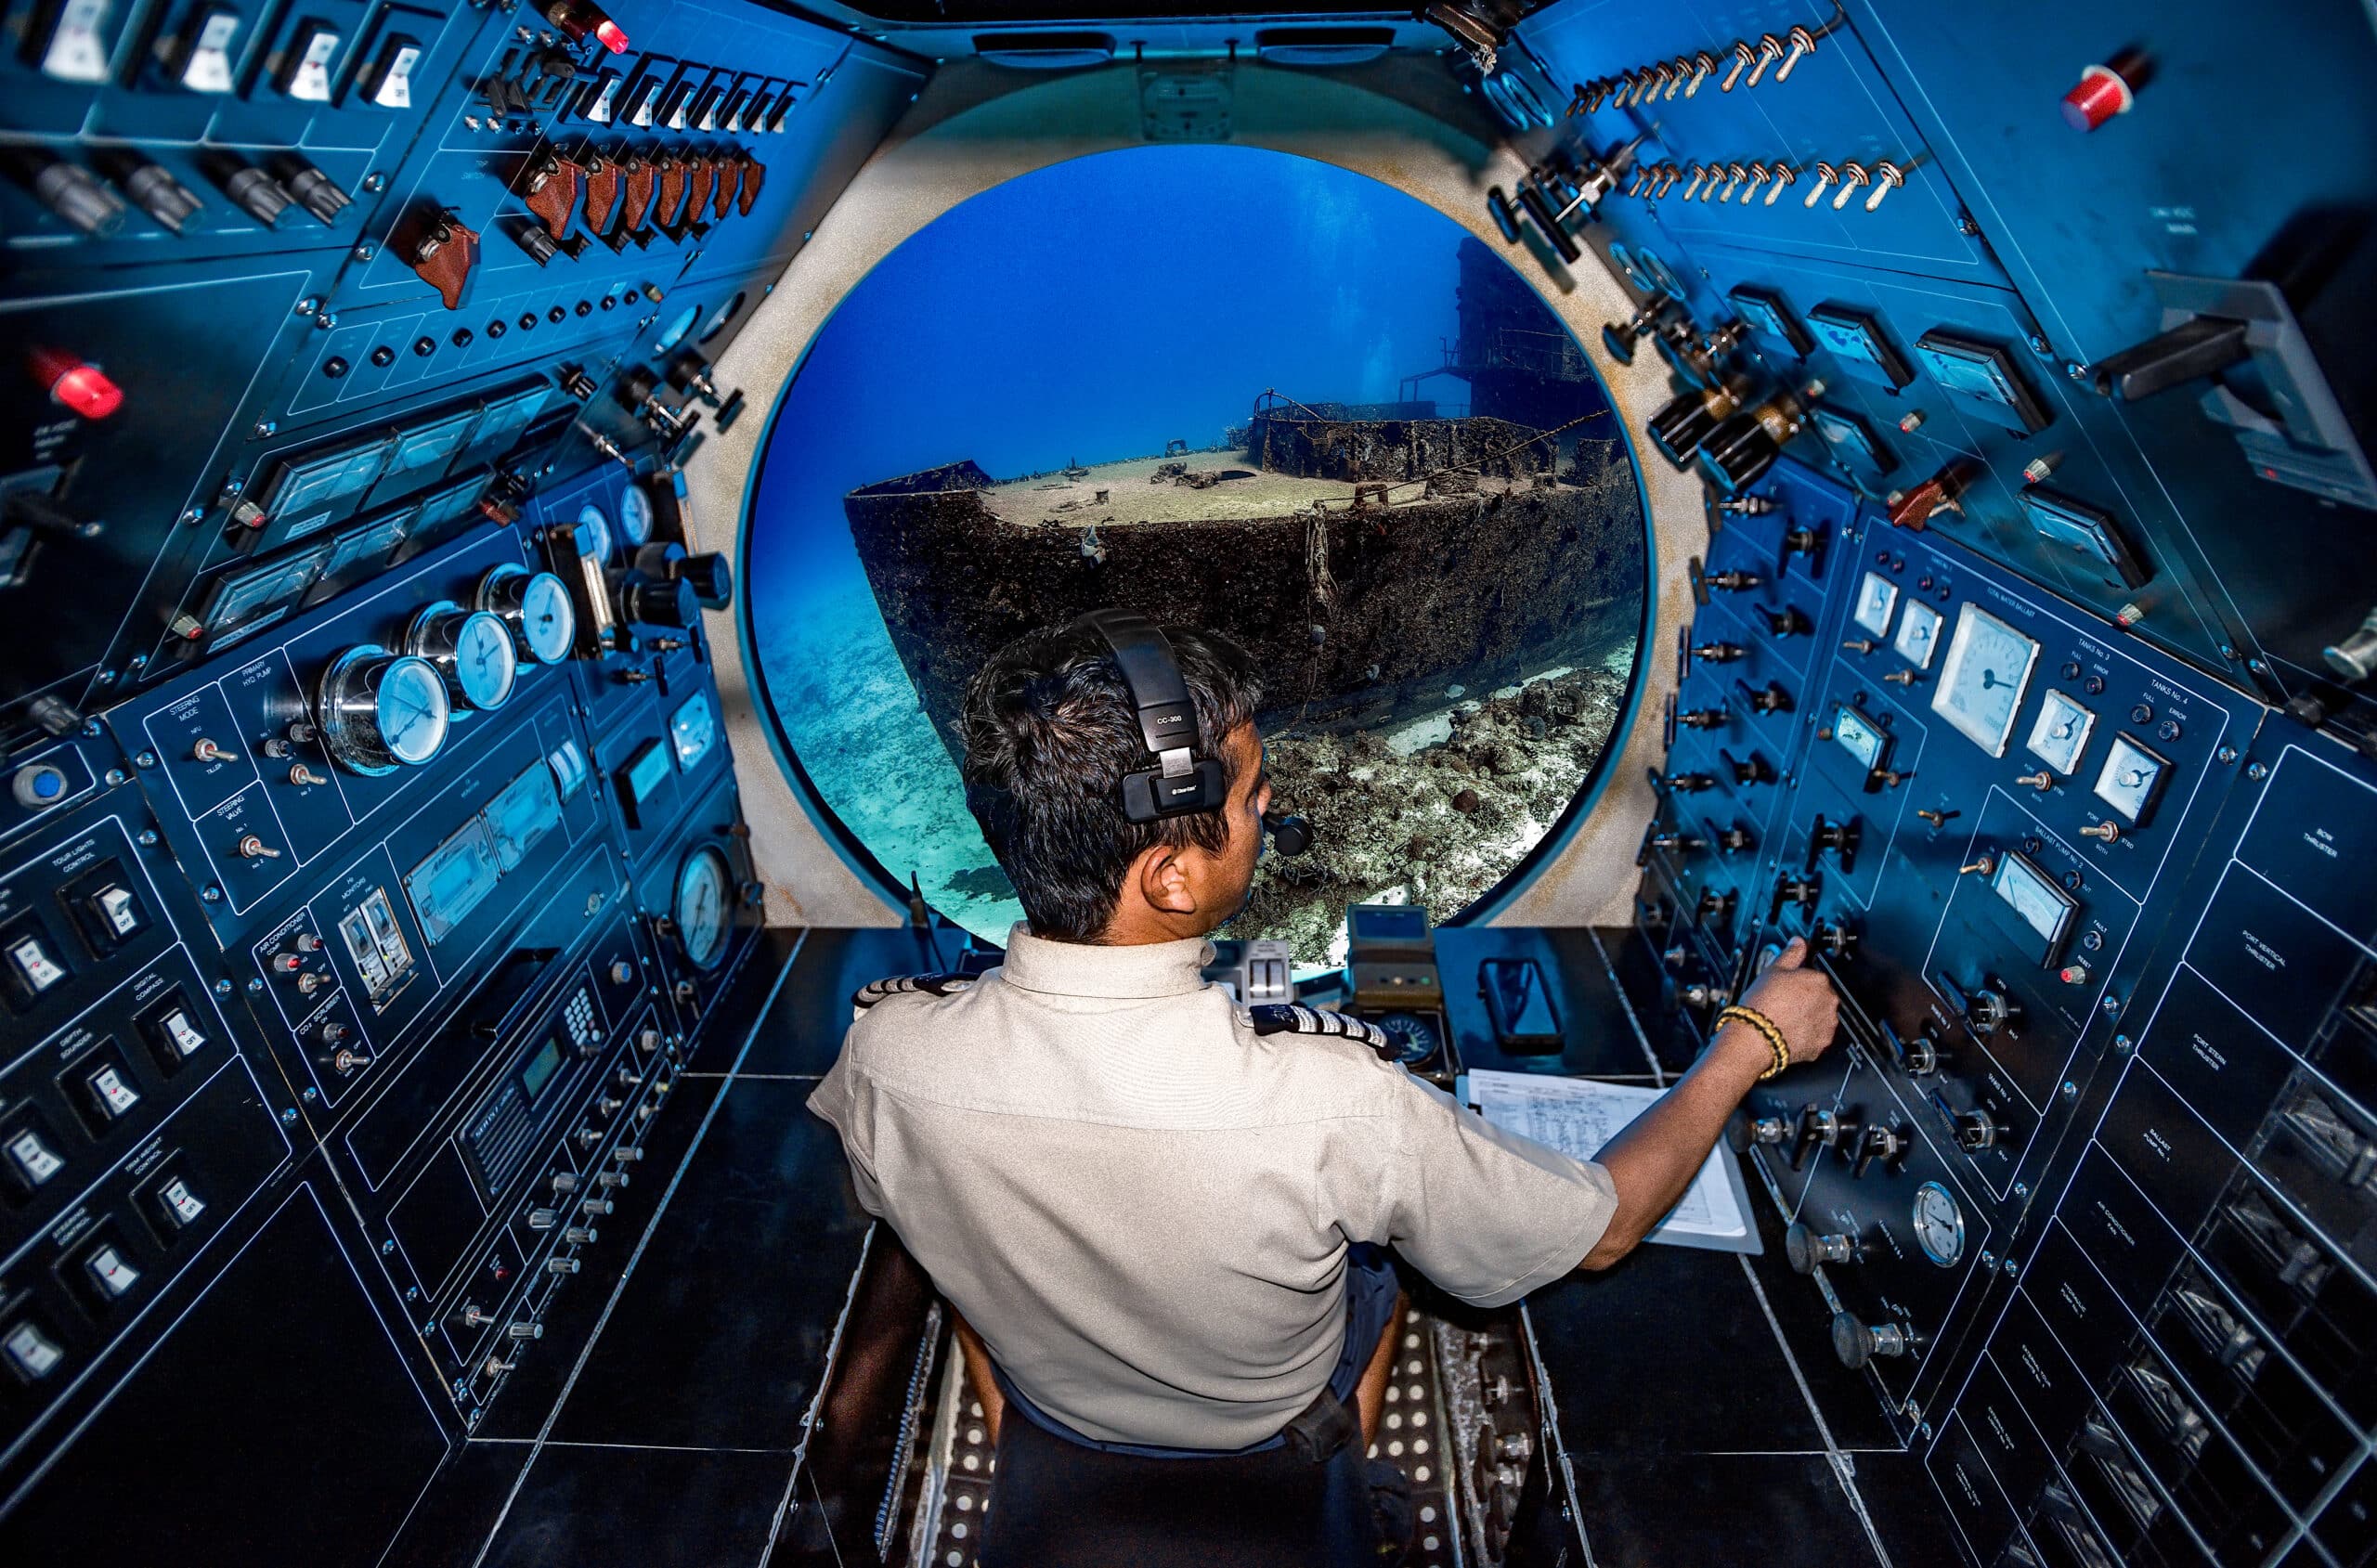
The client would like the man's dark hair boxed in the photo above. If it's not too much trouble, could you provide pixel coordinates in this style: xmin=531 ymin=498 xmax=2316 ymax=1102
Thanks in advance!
xmin=959 ymin=620 xmax=1263 ymax=942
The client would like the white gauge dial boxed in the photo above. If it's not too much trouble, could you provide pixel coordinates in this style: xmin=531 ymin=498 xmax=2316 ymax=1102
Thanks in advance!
xmin=1853 ymin=572 xmax=1900 ymax=639
xmin=1931 ymin=605 xmax=2042 ymax=758
xmin=577 ymin=502 xmax=615 ymax=563
xmin=319 ymin=646 xmax=451 ymax=775
xmin=1893 ymin=599 xmax=1942 ymax=669
xmin=477 ymin=566 xmax=578 ymax=666
xmin=408 ymin=601 xmax=518 ymax=713
xmin=673 ymin=847 xmax=733 ymax=971
xmin=1912 ymin=1180 xmax=1965 ymax=1266
xmin=2026 ymin=690 xmax=2096 ymax=775
xmin=2093 ymin=734 xmax=2170 ymax=825
xmin=450 ymin=610 xmax=518 ymax=709
xmin=619 ymin=483 xmax=655 ymax=547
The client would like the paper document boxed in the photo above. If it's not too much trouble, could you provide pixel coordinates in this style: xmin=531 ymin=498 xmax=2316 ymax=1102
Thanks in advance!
xmin=1466 ymin=1069 xmax=1756 ymax=1252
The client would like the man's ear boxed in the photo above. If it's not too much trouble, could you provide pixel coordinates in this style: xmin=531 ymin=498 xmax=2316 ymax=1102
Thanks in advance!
xmin=1135 ymin=842 xmax=1197 ymax=914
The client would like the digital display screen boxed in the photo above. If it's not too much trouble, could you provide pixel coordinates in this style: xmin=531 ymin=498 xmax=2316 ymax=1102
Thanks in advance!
xmin=1990 ymin=850 xmax=2076 ymax=963
xmin=520 ymin=1038 xmax=565 ymax=1101
xmin=1930 ymin=605 xmax=2041 ymax=758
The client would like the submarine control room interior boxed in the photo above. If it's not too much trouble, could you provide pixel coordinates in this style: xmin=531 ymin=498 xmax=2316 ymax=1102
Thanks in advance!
xmin=3 ymin=0 xmax=2376 ymax=1562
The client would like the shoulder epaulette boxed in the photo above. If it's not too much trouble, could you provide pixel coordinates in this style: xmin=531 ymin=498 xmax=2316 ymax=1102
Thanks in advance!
xmin=1246 ymin=1004 xmax=1392 ymax=1055
xmin=851 ymin=972 xmax=974 ymax=1014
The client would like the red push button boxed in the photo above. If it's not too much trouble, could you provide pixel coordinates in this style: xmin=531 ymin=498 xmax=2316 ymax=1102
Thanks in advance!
xmin=28 ymin=348 xmax=123 ymax=420
xmin=593 ymin=17 xmax=628 ymax=52
xmin=2061 ymin=53 xmax=2145 ymax=132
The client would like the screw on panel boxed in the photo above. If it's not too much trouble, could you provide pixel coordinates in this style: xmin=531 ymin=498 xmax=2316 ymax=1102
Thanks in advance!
xmin=180 ymin=507 xmax=203 ymax=525
xmin=407 ymin=1286 xmax=420 ymax=1301
xmin=135 ymin=750 xmax=157 ymax=767
xmin=2064 ymin=361 xmax=2088 ymax=382
xmin=280 ymin=1108 xmax=298 ymax=1124
xmin=246 ymin=978 xmax=264 ymax=993
xmin=127 ymin=653 xmax=147 ymax=671
xmin=361 ymin=173 xmax=386 ymax=193
xmin=2012 ymin=1182 xmax=2029 ymax=1199
xmin=315 ymin=312 xmax=337 ymax=330
xmin=2247 ymin=761 xmax=2267 ymax=780
xmin=1980 ymin=1251 xmax=1997 ymax=1271
xmin=2002 ymin=1258 xmax=2018 ymax=1277
xmin=2062 ymin=1080 xmax=2079 ymax=1098
xmin=202 ymin=885 xmax=223 ymax=901
xmin=2112 ymin=1033 xmax=2134 ymax=1054
xmin=302 ymin=1086 xmax=318 ymax=1101
xmin=2027 ymin=334 xmax=2052 ymax=356
xmin=214 ymin=978 xmax=233 ymax=996
xmin=105 ymin=768 xmax=126 ymax=785
xmin=2100 ymin=995 xmax=2121 ymax=1017
xmin=295 ymin=296 xmax=321 ymax=316
xmin=2216 ymin=746 xmax=2238 ymax=764
xmin=252 ymin=421 xmax=277 ymax=439
xmin=383 ymin=1238 xmax=396 ymax=1253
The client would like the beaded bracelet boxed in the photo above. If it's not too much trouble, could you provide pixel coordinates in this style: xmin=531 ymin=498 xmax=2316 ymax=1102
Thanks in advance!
xmin=1716 ymin=1004 xmax=1791 ymax=1081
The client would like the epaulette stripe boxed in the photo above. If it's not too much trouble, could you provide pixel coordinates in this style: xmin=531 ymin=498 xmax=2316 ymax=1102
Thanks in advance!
xmin=851 ymin=973 xmax=974 ymax=1011
xmin=1246 ymin=1004 xmax=1392 ymax=1052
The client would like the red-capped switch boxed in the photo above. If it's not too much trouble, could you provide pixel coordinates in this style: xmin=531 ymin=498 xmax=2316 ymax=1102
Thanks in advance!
xmin=27 ymin=348 xmax=123 ymax=420
xmin=542 ymin=0 xmax=627 ymax=53
xmin=2061 ymin=50 xmax=2148 ymax=132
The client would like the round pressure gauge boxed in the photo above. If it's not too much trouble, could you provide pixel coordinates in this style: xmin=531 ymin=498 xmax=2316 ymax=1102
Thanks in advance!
xmin=577 ymin=502 xmax=615 ymax=563
xmin=407 ymin=601 xmax=518 ymax=713
xmin=1911 ymin=1180 xmax=1966 ymax=1267
xmin=476 ymin=565 xmax=578 ymax=666
xmin=671 ymin=846 xmax=733 ymax=971
xmin=1374 ymin=1012 xmax=1441 ymax=1067
xmin=318 ymin=646 xmax=450 ymax=775
xmin=618 ymin=482 xmax=655 ymax=548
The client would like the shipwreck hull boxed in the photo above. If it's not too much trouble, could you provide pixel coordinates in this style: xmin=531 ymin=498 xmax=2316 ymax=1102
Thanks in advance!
xmin=844 ymin=444 xmax=1644 ymax=761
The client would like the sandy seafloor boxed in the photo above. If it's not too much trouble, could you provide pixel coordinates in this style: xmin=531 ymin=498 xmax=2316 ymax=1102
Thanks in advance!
xmin=760 ymin=580 xmax=1636 ymax=969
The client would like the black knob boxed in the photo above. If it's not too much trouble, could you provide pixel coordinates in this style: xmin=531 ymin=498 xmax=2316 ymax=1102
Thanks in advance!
xmin=1760 ymin=604 xmax=1811 ymax=638
xmin=119 ymin=162 xmax=203 ymax=234
xmin=1832 ymin=1312 xmax=1913 ymax=1369
xmin=1790 ymin=1104 xmax=1844 ymax=1170
xmin=1602 ymin=305 xmax=1663 ymax=366
xmin=674 ymin=551 xmax=732 ymax=609
xmin=281 ymin=161 xmax=351 ymax=224
xmin=1851 ymin=1122 xmax=1906 ymax=1178
xmin=617 ymin=571 xmax=697 ymax=628
xmin=215 ymin=162 xmax=293 ymax=227
xmin=1966 ymin=987 xmax=2016 ymax=1035
xmin=1786 ymin=1224 xmax=1859 ymax=1275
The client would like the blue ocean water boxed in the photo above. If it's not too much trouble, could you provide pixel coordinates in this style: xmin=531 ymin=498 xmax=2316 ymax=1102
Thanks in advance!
xmin=745 ymin=146 xmax=1579 ymax=943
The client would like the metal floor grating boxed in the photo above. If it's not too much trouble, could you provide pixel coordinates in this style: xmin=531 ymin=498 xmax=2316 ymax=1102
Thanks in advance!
xmin=908 ymin=1301 xmax=1470 ymax=1567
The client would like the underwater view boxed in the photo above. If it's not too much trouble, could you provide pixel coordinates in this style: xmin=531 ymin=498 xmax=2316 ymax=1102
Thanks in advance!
xmin=747 ymin=146 xmax=1645 ymax=965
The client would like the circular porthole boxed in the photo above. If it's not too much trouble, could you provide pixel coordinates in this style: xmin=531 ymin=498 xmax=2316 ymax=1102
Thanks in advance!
xmin=747 ymin=148 xmax=1648 ymax=964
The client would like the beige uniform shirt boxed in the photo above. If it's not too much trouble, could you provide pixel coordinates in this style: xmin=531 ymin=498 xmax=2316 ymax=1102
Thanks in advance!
xmin=806 ymin=924 xmax=1618 ymax=1451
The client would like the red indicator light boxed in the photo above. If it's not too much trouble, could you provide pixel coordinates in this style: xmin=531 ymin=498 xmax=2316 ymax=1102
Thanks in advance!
xmin=28 ymin=347 xmax=123 ymax=420
xmin=594 ymin=18 xmax=629 ymax=52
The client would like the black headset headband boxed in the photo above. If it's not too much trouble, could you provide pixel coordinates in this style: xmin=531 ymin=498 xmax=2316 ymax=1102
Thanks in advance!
xmin=1082 ymin=609 xmax=1227 ymax=823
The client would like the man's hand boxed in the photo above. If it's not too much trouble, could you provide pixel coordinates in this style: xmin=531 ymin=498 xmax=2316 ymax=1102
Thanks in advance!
xmin=1579 ymin=939 xmax=1842 ymax=1272
xmin=1736 ymin=939 xmax=1840 ymax=1068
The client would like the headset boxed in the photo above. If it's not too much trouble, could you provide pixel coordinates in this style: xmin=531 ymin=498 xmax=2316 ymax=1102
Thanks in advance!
xmin=1080 ymin=609 xmax=1312 ymax=854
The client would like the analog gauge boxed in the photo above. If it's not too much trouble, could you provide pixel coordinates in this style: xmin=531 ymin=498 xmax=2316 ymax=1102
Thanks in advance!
xmin=2092 ymin=734 xmax=2171 ymax=825
xmin=1831 ymin=703 xmax=1887 ymax=772
xmin=1374 ymin=1012 xmax=1441 ymax=1067
xmin=1911 ymin=1180 xmax=1965 ymax=1267
xmin=1853 ymin=571 xmax=1900 ymax=639
xmin=618 ymin=482 xmax=655 ymax=548
xmin=1930 ymin=605 xmax=2041 ymax=758
xmin=1893 ymin=599 xmax=1943 ymax=669
xmin=2026 ymin=690 xmax=2096 ymax=775
xmin=407 ymin=601 xmax=517 ymax=713
xmin=318 ymin=646 xmax=450 ymax=775
xmin=1990 ymin=850 xmax=2077 ymax=964
xmin=577 ymin=502 xmax=615 ymax=563
xmin=672 ymin=846 xmax=732 ymax=970
xmin=476 ymin=565 xmax=578 ymax=666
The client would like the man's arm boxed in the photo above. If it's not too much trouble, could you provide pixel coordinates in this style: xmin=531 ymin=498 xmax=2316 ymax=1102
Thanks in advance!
xmin=1580 ymin=939 xmax=1839 ymax=1270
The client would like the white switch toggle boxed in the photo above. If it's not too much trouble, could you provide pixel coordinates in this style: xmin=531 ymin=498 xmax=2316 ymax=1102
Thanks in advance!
xmin=179 ymin=7 xmax=240 ymax=92
xmin=365 ymin=36 xmax=420 ymax=109
xmin=281 ymin=23 xmax=340 ymax=101
xmin=88 ymin=1064 xmax=140 ymax=1120
xmin=161 ymin=1008 xmax=208 ymax=1058
xmin=4 ymin=1322 xmax=64 ymax=1381
xmin=40 ymin=0 xmax=114 ymax=82
xmin=6 ymin=1128 xmax=65 ymax=1187
xmin=96 ymin=885 xmax=140 ymax=937
xmin=8 ymin=935 xmax=66 ymax=993
xmin=159 ymin=1176 xmax=207 ymax=1229
xmin=85 ymin=1243 xmax=140 ymax=1298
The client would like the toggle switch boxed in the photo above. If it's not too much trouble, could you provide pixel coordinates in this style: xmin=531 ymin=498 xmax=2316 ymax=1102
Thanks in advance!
xmin=1721 ymin=38 xmax=1756 ymax=91
xmin=275 ymin=20 xmax=343 ymax=101
xmin=1864 ymin=161 xmax=1906 ymax=213
xmin=6 ymin=1125 xmax=66 ymax=1189
xmin=1746 ymin=32 xmax=1785 ymax=85
xmin=1831 ymin=161 xmax=1871 ymax=211
xmin=38 ymin=0 xmax=116 ymax=81
xmin=1762 ymin=163 xmax=1797 ymax=204
xmin=173 ymin=6 xmax=242 ymax=91
xmin=4 ymin=1320 xmax=65 ymax=1382
xmin=1773 ymin=23 xmax=1818 ymax=82
xmin=1803 ymin=162 xmax=1838 ymax=208
xmin=153 ymin=1174 xmax=206 ymax=1231
xmin=83 ymin=1242 xmax=140 ymax=1300
xmin=362 ymin=34 xmax=422 ymax=108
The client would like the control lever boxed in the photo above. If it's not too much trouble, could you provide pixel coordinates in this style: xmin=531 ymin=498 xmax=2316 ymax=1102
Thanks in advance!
xmin=1662 ymin=771 xmax=1715 ymax=793
xmin=1758 ymin=603 xmax=1811 ymax=637
xmin=1694 ymin=888 xmax=1736 ymax=926
xmin=1790 ymin=1103 xmax=1856 ymax=1170
xmin=1815 ymin=919 xmax=1858 ymax=962
xmin=1715 ymin=822 xmax=1756 ymax=854
xmin=1770 ymin=874 xmax=1820 ymax=923
xmin=2090 ymin=313 xmax=2253 ymax=404
xmin=1852 ymin=1121 xmax=1909 ymax=1178
xmin=1727 ymin=1111 xmax=1788 ymax=1153
xmin=1735 ymin=679 xmax=1792 ymax=715
xmin=1786 ymin=1224 xmax=1860 ymax=1274
xmin=1719 ymin=748 xmax=1773 ymax=786
xmin=1677 ymin=705 xmax=1727 ymax=729
xmin=1880 ymin=1020 xmax=1945 ymax=1077
xmin=1690 ymin=641 xmax=1745 ymax=663
xmin=1805 ymin=813 xmax=1860 ymax=873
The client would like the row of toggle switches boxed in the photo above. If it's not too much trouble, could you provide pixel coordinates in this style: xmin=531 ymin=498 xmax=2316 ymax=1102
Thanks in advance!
xmin=1624 ymin=157 xmax=1911 ymax=212
xmin=1568 ymin=13 xmax=1842 ymax=110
